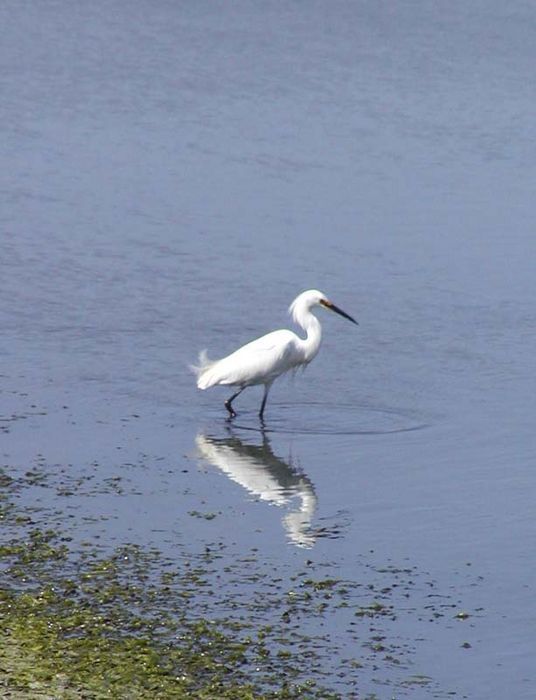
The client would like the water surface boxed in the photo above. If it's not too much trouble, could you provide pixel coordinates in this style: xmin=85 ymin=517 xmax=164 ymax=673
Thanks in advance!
xmin=2 ymin=1 xmax=536 ymax=697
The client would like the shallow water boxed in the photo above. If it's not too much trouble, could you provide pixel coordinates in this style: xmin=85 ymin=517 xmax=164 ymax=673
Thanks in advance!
xmin=2 ymin=1 xmax=536 ymax=697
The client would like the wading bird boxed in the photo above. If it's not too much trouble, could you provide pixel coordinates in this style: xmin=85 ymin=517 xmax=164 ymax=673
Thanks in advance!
xmin=192 ymin=289 xmax=357 ymax=419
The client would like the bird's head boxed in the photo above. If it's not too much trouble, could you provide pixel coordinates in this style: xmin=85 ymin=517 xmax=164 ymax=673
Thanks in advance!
xmin=289 ymin=290 xmax=358 ymax=325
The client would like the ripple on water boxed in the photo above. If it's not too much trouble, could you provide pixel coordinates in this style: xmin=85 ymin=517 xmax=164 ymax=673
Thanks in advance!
xmin=229 ymin=401 xmax=429 ymax=436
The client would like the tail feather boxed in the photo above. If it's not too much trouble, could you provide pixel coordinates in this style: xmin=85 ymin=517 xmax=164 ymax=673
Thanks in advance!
xmin=190 ymin=350 xmax=219 ymax=390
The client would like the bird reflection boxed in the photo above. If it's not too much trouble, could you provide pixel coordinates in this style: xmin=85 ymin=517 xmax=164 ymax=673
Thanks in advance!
xmin=195 ymin=429 xmax=318 ymax=548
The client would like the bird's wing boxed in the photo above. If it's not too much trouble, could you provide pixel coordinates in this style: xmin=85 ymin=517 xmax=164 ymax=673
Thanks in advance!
xmin=198 ymin=330 xmax=300 ymax=388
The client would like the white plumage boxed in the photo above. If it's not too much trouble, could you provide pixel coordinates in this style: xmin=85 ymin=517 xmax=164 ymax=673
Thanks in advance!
xmin=192 ymin=289 xmax=357 ymax=419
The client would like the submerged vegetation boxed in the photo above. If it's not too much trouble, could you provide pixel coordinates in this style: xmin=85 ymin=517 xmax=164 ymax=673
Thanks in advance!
xmin=0 ymin=525 xmax=361 ymax=699
xmin=0 ymin=563 xmax=316 ymax=699
xmin=0 ymin=454 xmax=478 ymax=699
xmin=0 ymin=524 xmax=377 ymax=699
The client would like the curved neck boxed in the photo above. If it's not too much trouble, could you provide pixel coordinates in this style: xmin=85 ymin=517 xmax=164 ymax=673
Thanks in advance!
xmin=294 ymin=308 xmax=322 ymax=363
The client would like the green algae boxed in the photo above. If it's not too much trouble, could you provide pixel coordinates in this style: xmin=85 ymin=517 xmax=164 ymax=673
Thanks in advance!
xmin=1 ymin=588 xmax=262 ymax=699
xmin=0 ymin=531 xmax=339 ymax=699
xmin=0 ymin=467 xmax=348 ymax=700
xmin=0 ymin=459 xmax=481 ymax=700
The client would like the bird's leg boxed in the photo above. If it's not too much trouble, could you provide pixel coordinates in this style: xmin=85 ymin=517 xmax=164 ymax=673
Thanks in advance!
xmin=224 ymin=388 xmax=244 ymax=418
xmin=259 ymin=383 xmax=272 ymax=420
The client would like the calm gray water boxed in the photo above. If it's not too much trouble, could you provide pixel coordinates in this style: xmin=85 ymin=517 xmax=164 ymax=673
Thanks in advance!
xmin=2 ymin=1 xmax=536 ymax=697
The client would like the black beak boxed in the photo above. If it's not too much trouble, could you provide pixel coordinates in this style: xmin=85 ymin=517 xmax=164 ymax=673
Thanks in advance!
xmin=321 ymin=299 xmax=358 ymax=325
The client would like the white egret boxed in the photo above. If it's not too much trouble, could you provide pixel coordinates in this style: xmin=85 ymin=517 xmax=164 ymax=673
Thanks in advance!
xmin=192 ymin=289 xmax=357 ymax=419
